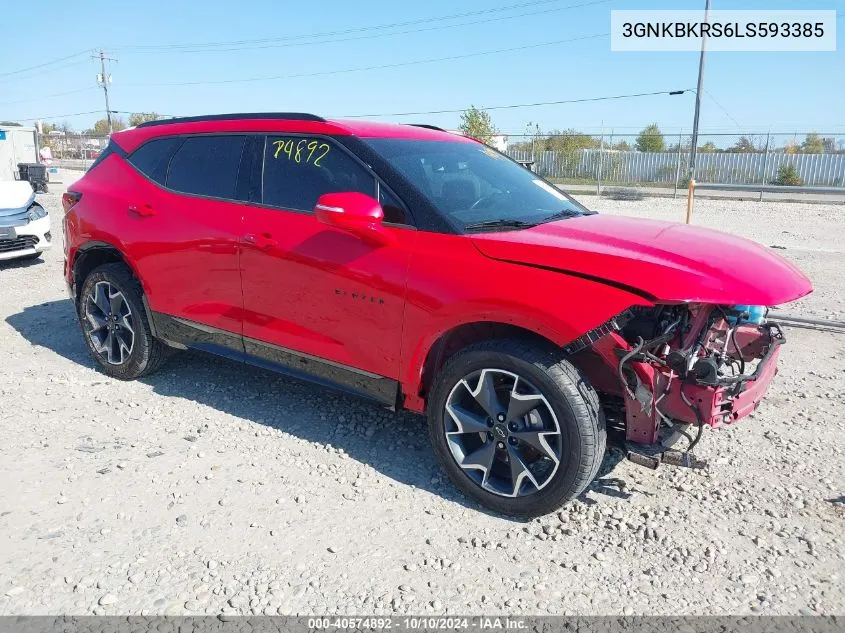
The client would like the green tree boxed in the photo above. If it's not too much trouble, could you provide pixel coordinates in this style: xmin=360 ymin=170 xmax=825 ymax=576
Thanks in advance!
xmin=729 ymin=136 xmax=757 ymax=153
xmin=87 ymin=117 xmax=127 ymax=135
xmin=458 ymin=106 xmax=498 ymax=145
xmin=535 ymin=129 xmax=599 ymax=176
xmin=700 ymin=141 xmax=718 ymax=153
xmin=129 ymin=112 xmax=161 ymax=127
xmin=613 ymin=140 xmax=631 ymax=152
xmin=544 ymin=129 xmax=599 ymax=153
xmin=635 ymin=123 xmax=665 ymax=152
xmin=773 ymin=164 xmax=802 ymax=186
xmin=800 ymin=133 xmax=824 ymax=154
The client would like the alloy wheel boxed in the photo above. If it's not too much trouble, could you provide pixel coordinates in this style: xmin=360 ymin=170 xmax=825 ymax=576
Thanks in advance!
xmin=444 ymin=368 xmax=562 ymax=498
xmin=84 ymin=281 xmax=135 ymax=365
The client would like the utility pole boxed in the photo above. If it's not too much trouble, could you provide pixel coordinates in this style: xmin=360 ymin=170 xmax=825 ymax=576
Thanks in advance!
xmin=596 ymin=122 xmax=604 ymax=198
xmin=689 ymin=0 xmax=711 ymax=181
xmin=93 ymin=50 xmax=117 ymax=134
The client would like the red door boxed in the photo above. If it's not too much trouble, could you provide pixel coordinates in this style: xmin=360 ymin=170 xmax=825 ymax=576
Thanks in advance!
xmin=106 ymin=135 xmax=247 ymax=339
xmin=240 ymin=209 xmax=412 ymax=378
xmin=238 ymin=135 xmax=411 ymax=381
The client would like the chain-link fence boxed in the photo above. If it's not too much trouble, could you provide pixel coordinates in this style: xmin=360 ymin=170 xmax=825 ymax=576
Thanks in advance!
xmin=38 ymin=133 xmax=109 ymax=171
xmin=37 ymin=129 xmax=845 ymax=196
xmin=505 ymin=131 xmax=845 ymax=196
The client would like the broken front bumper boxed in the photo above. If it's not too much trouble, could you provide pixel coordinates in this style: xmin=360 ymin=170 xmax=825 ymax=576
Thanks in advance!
xmin=592 ymin=321 xmax=785 ymax=446
xmin=659 ymin=326 xmax=784 ymax=429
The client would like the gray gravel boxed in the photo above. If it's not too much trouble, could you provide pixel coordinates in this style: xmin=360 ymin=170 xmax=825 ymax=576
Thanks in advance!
xmin=0 ymin=173 xmax=842 ymax=615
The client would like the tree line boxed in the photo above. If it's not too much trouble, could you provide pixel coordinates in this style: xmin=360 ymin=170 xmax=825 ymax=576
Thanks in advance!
xmin=458 ymin=106 xmax=842 ymax=155
xmin=40 ymin=113 xmax=162 ymax=137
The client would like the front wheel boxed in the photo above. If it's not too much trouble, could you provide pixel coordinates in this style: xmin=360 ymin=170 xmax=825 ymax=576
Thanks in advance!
xmin=427 ymin=339 xmax=606 ymax=518
xmin=77 ymin=262 xmax=169 ymax=380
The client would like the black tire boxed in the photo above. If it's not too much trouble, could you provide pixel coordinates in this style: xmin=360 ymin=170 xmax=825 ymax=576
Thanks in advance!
xmin=427 ymin=339 xmax=606 ymax=518
xmin=77 ymin=262 xmax=168 ymax=380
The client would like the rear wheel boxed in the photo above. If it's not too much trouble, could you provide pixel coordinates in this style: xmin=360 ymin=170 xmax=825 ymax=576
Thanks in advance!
xmin=78 ymin=263 xmax=168 ymax=380
xmin=427 ymin=339 xmax=606 ymax=517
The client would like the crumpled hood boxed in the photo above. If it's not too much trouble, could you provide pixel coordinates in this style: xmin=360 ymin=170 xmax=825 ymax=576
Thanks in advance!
xmin=470 ymin=214 xmax=813 ymax=306
xmin=0 ymin=181 xmax=36 ymax=228
xmin=0 ymin=180 xmax=35 ymax=210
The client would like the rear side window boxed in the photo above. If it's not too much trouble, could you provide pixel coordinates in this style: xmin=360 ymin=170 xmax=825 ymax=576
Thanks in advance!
xmin=262 ymin=136 xmax=375 ymax=212
xmin=128 ymin=137 xmax=181 ymax=184
xmin=166 ymin=135 xmax=247 ymax=200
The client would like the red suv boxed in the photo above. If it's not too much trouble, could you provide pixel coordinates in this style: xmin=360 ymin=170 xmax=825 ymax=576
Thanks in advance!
xmin=63 ymin=113 xmax=812 ymax=517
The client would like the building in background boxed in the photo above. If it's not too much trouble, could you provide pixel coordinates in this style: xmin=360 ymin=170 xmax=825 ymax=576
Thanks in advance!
xmin=0 ymin=125 xmax=38 ymax=182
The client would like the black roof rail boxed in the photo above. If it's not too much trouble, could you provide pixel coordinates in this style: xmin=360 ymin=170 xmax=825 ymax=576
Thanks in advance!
xmin=407 ymin=124 xmax=448 ymax=132
xmin=137 ymin=112 xmax=325 ymax=128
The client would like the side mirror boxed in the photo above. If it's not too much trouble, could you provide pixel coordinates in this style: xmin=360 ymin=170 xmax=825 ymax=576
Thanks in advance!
xmin=314 ymin=192 xmax=394 ymax=246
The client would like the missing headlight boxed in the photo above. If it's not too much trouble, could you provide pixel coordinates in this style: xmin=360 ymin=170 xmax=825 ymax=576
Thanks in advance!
xmin=27 ymin=204 xmax=48 ymax=221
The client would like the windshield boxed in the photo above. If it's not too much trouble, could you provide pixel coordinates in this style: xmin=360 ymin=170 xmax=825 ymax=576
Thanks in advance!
xmin=364 ymin=138 xmax=592 ymax=232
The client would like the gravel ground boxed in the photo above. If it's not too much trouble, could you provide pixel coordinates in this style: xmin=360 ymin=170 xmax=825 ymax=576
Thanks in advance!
xmin=0 ymin=173 xmax=842 ymax=616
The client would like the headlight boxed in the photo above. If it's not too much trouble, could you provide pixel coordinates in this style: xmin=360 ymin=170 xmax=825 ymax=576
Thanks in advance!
xmin=27 ymin=204 xmax=48 ymax=221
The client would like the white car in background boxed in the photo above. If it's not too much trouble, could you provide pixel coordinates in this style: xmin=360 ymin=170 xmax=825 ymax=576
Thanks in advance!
xmin=0 ymin=181 xmax=51 ymax=262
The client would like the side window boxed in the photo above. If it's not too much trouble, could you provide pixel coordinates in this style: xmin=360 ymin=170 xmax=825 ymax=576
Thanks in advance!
xmin=378 ymin=186 xmax=409 ymax=225
xmin=166 ymin=135 xmax=246 ymax=200
xmin=262 ymin=136 xmax=375 ymax=211
xmin=127 ymin=137 xmax=182 ymax=185
xmin=235 ymin=136 xmax=263 ymax=203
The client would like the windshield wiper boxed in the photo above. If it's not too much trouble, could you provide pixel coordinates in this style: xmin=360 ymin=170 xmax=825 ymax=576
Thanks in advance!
xmin=538 ymin=208 xmax=584 ymax=224
xmin=464 ymin=218 xmax=538 ymax=232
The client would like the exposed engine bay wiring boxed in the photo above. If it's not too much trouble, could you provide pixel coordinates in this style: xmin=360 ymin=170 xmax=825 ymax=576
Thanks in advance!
xmin=613 ymin=303 xmax=782 ymax=460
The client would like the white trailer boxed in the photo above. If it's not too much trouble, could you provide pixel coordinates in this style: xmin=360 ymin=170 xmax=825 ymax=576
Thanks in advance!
xmin=0 ymin=125 xmax=38 ymax=182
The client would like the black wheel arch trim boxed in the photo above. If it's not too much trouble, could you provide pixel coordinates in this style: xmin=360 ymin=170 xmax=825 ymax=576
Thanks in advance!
xmin=72 ymin=241 xmax=158 ymax=337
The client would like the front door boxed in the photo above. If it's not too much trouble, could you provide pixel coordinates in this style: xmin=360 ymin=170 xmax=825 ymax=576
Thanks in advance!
xmin=239 ymin=135 xmax=413 ymax=405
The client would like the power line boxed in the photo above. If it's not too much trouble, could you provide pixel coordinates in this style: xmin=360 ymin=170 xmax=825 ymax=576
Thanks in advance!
xmin=0 ymin=49 xmax=92 ymax=78
xmin=3 ymin=59 xmax=94 ymax=85
xmin=12 ymin=92 xmax=682 ymax=126
xmin=116 ymin=0 xmax=612 ymax=55
xmin=115 ymin=0 xmax=608 ymax=52
xmin=6 ymin=110 xmax=103 ymax=122
xmin=125 ymin=33 xmax=608 ymax=88
xmin=341 ymin=90 xmax=689 ymax=118
xmin=702 ymin=89 xmax=743 ymax=129
xmin=0 ymin=87 xmax=99 ymax=107
xmin=5 ymin=109 xmax=141 ymax=123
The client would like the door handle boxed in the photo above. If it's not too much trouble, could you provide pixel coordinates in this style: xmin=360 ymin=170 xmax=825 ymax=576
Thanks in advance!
xmin=243 ymin=233 xmax=278 ymax=250
xmin=129 ymin=204 xmax=156 ymax=217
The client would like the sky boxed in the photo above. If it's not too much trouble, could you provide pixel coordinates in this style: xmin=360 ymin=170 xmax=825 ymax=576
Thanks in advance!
xmin=1 ymin=0 xmax=843 ymax=145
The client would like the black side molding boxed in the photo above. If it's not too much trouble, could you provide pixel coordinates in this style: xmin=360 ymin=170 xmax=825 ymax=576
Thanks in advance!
xmin=150 ymin=312 xmax=401 ymax=410
xmin=244 ymin=337 xmax=400 ymax=410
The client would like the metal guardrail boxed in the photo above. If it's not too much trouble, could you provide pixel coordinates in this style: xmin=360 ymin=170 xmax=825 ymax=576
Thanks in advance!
xmin=769 ymin=312 xmax=845 ymax=335
xmin=695 ymin=183 xmax=845 ymax=195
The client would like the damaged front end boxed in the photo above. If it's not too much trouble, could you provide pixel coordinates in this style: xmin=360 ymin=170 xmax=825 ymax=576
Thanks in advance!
xmin=572 ymin=303 xmax=785 ymax=468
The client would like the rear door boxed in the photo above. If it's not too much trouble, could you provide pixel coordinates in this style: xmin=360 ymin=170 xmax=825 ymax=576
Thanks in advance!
xmin=238 ymin=134 xmax=414 ymax=401
xmin=124 ymin=134 xmax=250 ymax=353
